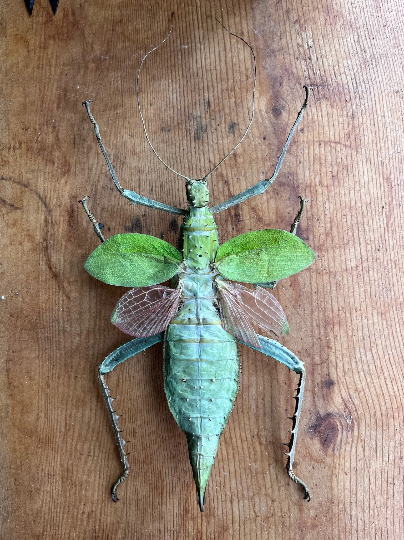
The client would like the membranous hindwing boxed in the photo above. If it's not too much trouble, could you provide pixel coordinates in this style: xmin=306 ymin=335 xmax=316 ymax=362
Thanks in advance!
xmin=81 ymin=30 xmax=314 ymax=505
xmin=94 ymin=227 xmax=315 ymax=347
xmin=213 ymin=228 xmax=315 ymax=347
xmin=84 ymin=233 xmax=184 ymax=337
xmin=215 ymin=277 xmax=289 ymax=348
xmin=111 ymin=285 xmax=182 ymax=337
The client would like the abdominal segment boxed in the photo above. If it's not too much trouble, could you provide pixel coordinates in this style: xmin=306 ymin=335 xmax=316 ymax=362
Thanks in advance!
xmin=164 ymin=299 xmax=239 ymax=506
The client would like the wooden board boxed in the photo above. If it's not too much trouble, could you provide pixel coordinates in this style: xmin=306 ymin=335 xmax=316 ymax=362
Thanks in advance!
xmin=1 ymin=0 xmax=403 ymax=538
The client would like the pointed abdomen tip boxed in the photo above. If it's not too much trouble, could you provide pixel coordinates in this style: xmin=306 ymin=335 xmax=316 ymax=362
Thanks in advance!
xmin=197 ymin=489 xmax=205 ymax=512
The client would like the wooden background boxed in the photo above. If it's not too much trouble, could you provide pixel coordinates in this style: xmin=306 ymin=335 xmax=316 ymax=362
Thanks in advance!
xmin=1 ymin=0 xmax=403 ymax=538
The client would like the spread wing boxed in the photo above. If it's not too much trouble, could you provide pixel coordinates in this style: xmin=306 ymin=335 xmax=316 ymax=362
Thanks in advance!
xmin=216 ymin=279 xmax=289 ymax=349
xmin=111 ymin=285 xmax=181 ymax=337
xmin=215 ymin=229 xmax=315 ymax=284
xmin=85 ymin=233 xmax=182 ymax=287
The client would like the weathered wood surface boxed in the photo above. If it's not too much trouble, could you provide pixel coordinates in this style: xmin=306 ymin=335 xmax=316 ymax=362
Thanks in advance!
xmin=1 ymin=0 xmax=403 ymax=538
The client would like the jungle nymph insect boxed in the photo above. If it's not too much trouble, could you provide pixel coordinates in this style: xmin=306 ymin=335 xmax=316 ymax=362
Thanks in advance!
xmin=81 ymin=26 xmax=314 ymax=511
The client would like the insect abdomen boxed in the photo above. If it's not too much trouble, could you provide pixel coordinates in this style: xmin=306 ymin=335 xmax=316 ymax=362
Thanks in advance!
xmin=164 ymin=299 xmax=239 ymax=507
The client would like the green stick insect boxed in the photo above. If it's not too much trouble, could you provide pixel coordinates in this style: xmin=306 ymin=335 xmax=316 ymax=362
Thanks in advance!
xmin=80 ymin=26 xmax=315 ymax=511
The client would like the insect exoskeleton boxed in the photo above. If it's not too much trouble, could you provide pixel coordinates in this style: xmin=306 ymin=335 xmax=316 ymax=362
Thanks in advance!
xmin=81 ymin=22 xmax=314 ymax=510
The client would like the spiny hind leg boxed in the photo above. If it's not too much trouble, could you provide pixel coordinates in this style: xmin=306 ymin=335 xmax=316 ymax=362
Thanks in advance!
xmin=98 ymin=333 xmax=163 ymax=501
xmin=240 ymin=335 xmax=310 ymax=500
xmin=284 ymin=368 xmax=310 ymax=500
xmin=98 ymin=369 xmax=129 ymax=502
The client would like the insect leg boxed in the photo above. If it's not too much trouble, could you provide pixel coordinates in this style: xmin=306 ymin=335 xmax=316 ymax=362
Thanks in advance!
xmin=239 ymin=335 xmax=310 ymax=501
xmin=98 ymin=333 xmax=164 ymax=501
xmin=79 ymin=196 xmax=105 ymax=243
xmin=210 ymin=86 xmax=310 ymax=214
xmin=290 ymin=196 xmax=308 ymax=236
xmin=82 ymin=100 xmax=186 ymax=215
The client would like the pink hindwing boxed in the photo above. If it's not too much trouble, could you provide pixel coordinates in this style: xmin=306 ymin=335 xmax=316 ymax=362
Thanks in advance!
xmin=216 ymin=279 xmax=289 ymax=349
xmin=111 ymin=285 xmax=181 ymax=337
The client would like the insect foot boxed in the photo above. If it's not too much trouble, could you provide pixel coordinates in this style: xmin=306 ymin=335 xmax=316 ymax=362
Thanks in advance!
xmin=287 ymin=469 xmax=311 ymax=501
xmin=284 ymin=369 xmax=311 ymax=501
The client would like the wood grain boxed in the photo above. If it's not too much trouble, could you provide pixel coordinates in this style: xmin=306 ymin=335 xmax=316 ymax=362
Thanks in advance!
xmin=1 ymin=0 xmax=403 ymax=538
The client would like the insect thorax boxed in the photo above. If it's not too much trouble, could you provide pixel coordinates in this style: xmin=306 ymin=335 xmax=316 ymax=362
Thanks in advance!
xmin=181 ymin=206 xmax=219 ymax=272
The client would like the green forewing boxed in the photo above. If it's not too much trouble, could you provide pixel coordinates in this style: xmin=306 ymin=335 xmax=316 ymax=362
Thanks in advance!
xmin=84 ymin=233 xmax=182 ymax=287
xmin=215 ymin=229 xmax=315 ymax=283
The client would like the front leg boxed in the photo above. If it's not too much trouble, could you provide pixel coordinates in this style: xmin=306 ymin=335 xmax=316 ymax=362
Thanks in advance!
xmin=98 ymin=333 xmax=163 ymax=501
xmin=239 ymin=335 xmax=311 ymax=501
xmin=83 ymin=100 xmax=186 ymax=215
xmin=210 ymin=86 xmax=310 ymax=214
xmin=79 ymin=196 xmax=105 ymax=243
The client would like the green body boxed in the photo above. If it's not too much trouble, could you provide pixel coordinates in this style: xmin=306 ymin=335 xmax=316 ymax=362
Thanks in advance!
xmin=85 ymin=182 xmax=315 ymax=508
xmin=83 ymin=88 xmax=315 ymax=508
xmin=164 ymin=207 xmax=239 ymax=506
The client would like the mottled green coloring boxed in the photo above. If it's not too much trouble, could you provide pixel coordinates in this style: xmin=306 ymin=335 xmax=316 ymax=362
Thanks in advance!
xmin=81 ymin=81 xmax=313 ymax=510
xmin=216 ymin=229 xmax=315 ymax=283
xmin=84 ymin=233 xmax=182 ymax=287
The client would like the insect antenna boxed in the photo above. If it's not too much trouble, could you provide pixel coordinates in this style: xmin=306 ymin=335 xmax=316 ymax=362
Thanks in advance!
xmin=137 ymin=27 xmax=190 ymax=181
xmin=137 ymin=21 xmax=256 ymax=182
xmin=203 ymin=19 xmax=256 ymax=181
